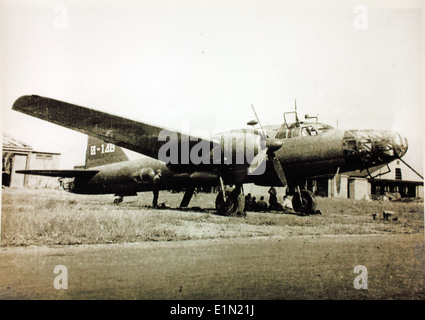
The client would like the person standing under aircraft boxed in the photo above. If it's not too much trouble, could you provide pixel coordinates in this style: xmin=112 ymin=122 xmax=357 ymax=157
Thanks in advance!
xmin=268 ymin=186 xmax=282 ymax=210
xmin=152 ymin=169 xmax=162 ymax=208
xmin=245 ymin=193 xmax=252 ymax=211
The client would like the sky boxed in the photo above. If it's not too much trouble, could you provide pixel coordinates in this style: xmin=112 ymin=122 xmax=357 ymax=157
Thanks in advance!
xmin=1 ymin=0 xmax=424 ymax=175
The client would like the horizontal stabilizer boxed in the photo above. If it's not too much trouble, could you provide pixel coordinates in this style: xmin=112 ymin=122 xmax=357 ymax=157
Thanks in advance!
xmin=16 ymin=169 xmax=99 ymax=179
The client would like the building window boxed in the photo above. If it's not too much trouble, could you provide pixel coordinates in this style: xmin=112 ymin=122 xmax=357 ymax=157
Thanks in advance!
xmin=395 ymin=168 xmax=402 ymax=180
xmin=36 ymin=154 xmax=53 ymax=160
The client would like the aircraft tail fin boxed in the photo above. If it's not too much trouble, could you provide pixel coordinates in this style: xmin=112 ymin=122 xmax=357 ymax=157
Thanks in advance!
xmin=85 ymin=136 xmax=129 ymax=168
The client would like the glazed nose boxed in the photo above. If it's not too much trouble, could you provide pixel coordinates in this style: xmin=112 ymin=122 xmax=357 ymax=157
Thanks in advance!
xmin=367 ymin=130 xmax=408 ymax=160
xmin=343 ymin=130 xmax=408 ymax=167
xmin=392 ymin=132 xmax=408 ymax=158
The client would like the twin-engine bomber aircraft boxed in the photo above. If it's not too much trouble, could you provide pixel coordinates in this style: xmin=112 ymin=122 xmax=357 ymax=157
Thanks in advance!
xmin=13 ymin=95 xmax=408 ymax=215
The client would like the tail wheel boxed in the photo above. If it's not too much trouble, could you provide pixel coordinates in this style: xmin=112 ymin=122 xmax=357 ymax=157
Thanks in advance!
xmin=215 ymin=191 xmax=235 ymax=216
xmin=292 ymin=190 xmax=317 ymax=214
xmin=113 ymin=196 xmax=124 ymax=205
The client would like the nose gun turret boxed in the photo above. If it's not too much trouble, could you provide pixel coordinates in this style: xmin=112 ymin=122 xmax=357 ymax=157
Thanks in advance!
xmin=343 ymin=130 xmax=408 ymax=169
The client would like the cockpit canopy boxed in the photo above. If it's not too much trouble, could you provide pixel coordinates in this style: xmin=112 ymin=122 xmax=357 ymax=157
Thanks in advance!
xmin=275 ymin=122 xmax=334 ymax=139
xmin=247 ymin=109 xmax=334 ymax=139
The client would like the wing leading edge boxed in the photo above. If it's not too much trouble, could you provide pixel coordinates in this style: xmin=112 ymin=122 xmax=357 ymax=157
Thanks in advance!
xmin=12 ymin=95 xmax=216 ymax=161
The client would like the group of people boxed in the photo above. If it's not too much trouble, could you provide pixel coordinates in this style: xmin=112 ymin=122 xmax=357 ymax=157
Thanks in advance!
xmin=244 ymin=187 xmax=293 ymax=212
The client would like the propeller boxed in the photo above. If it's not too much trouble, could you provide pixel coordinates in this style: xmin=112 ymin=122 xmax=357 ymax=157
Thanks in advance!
xmin=272 ymin=157 xmax=287 ymax=186
xmin=247 ymin=104 xmax=267 ymax=175
xmin=248 ymin=104 xmax=287 ymax=186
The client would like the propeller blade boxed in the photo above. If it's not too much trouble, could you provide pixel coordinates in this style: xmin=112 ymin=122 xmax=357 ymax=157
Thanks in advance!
xmin=248 ymin=147 xmax=268 ymax=175
xmin=249 ymin=104 xmax=286 ymax=181
xmin=272 ymin=157 xmax=287 ymax=187
xmin=335 ymin=173 xmax=341 ymax=193
xmin=335 ymin=167 xmax=341 ymax=193
xmin=251 ymin=104 xmax=266 ymax=138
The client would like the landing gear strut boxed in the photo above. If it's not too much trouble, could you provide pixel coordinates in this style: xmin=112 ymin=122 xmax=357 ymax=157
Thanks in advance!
xmin=180 ymin=187 xmax=195 ymax=208
xmin=215 ymin=177 xmax=245 ymax=216
xmin=292 ymin=189 xmax=317 ymax=215
xmin=215 ymin=190 xmax=235 ymax=216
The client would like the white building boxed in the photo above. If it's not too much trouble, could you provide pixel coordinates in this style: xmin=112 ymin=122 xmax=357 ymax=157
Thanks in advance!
xmin=2 ymin=133 xmax=61 ymax=189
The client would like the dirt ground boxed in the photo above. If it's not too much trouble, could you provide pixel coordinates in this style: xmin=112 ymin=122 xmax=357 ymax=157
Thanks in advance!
xmin=0 ymin=188 xmax=424 ymax=300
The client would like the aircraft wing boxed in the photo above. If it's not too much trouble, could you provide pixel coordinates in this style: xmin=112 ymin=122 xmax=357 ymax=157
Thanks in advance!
xmin=16 ymin=169 xmax=99 ymax=179
xmin=13 ymin=95 xmax=216 ymax=161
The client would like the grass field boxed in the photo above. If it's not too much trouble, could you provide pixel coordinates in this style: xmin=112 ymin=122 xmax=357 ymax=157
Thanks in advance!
xmin=1 ymin=188 xmax=423 ymax=246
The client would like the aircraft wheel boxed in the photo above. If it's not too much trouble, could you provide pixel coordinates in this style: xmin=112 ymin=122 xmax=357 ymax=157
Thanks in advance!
xmin=215 ymin=192 xmax=235 ymax=216
xmin=114 ymin=197 xmax=123 ymax=205
xmin=292 ymin=190 xmax=317 ymax=214
xmin=67 ymin=181 xmax=75 ymax=192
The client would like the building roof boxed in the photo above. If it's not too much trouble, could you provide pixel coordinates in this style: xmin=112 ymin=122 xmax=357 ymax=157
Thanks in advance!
xmin=2 ymin=132 xmax=33 ymax=151
xmin=2 ymin=133 xmax=60 ymax=155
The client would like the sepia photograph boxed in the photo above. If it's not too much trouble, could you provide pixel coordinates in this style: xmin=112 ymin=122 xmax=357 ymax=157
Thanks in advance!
xmin=1 ymin=0 xmax=424 ymax=306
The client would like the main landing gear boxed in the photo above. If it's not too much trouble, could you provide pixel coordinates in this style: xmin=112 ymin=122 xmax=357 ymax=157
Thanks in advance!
xmin=292 ymin=188 xmax=319 ymax=215
xmin=113 ymin=195 xmax=124 ymax=204
xmin=215 ymin=176 xmax=245 ymax=216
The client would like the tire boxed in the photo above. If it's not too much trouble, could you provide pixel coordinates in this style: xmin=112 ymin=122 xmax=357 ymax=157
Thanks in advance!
xmin=292 ymin=190 xmax=317 ymax=214
xmin=215 ymin=192 xmax=235 ymax=216
xmin=113 ymin=197 xmax=123 ymax=205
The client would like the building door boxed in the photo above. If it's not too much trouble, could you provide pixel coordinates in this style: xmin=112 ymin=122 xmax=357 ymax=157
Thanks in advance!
xmin=10 ymin=155 xmax=27 ymax=187
xmin=348 ymin=179 xmax=354 ymax=199
xmin=2 ymin=152 xmax=13 ymax=187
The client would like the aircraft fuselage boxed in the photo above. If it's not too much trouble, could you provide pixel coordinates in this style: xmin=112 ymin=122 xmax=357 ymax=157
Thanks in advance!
xmin=12 ymin=95 xmax=408 ymax=213
xmin=68 ymin=126 xmax=407 ymax=195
